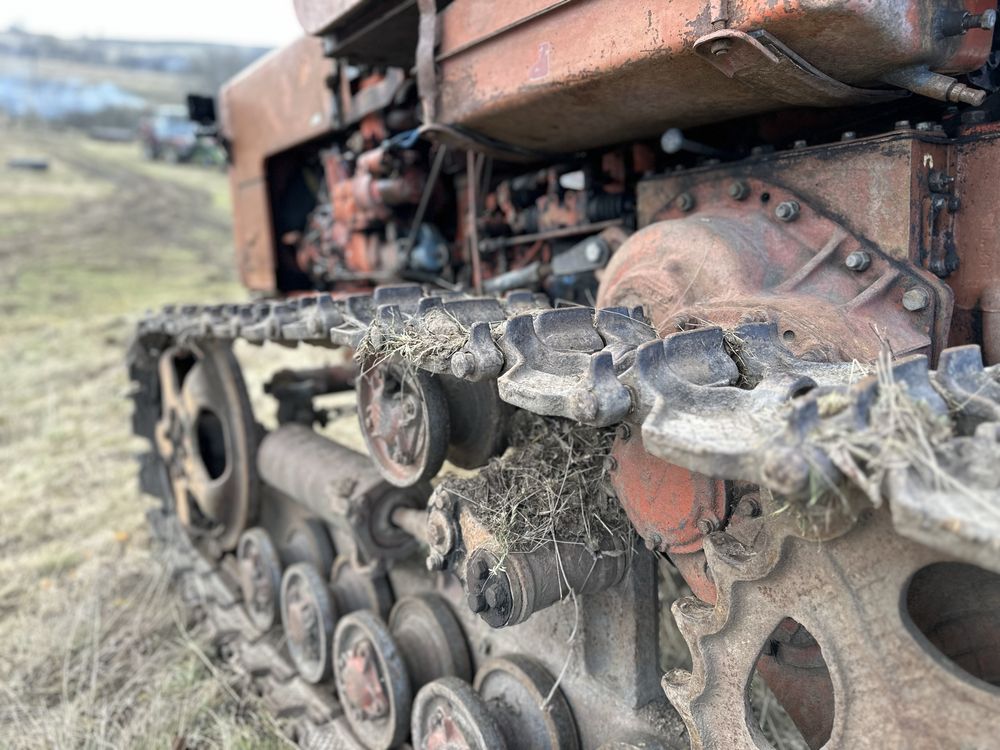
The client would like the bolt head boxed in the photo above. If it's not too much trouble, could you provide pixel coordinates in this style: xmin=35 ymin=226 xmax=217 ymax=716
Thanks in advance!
xmin=677 ymin=192 xmax=695 ymax=212
xmin=710 ymin=39 xmax=731 ymax=56
xmin=902 ymin=288 xmax=930 ymax=312
xmin=451 ymin=351 xmax=474 ymax=379
xmin=697 ymin=518 xmax=717 ymax=535
xmin=840 ymin=131 xmax=857 ymax=142
xmin=775 ymin=201 xmax=800 ymax=222
xmin=728 ymin=181 xmax=750 ymax=201
xmin=845 ymin=251 xmax=871 ymax=272
xmin=584 ymin=241 xmax=603 ymax=264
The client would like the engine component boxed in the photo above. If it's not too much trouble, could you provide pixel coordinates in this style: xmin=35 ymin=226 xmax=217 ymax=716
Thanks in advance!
xmin=281 ymin=562 xmax=337 ymax=684
xmin=152 ymin=342 xmax=259 ymax=550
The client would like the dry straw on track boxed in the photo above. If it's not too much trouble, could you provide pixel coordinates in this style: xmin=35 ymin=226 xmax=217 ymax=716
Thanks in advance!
xmin=355 ymin=306 xmax=473 ymax=373
xmin=442 ymin=412 xmax=631 ymax=557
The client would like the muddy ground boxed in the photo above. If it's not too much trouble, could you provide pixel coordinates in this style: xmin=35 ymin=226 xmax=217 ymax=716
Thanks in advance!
xmin=0 ymin=124 xmax=349 ymax=748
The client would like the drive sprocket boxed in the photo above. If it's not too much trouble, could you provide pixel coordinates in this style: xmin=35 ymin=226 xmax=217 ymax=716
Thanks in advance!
xmin=662 ymin=501 xmax=1000 ymax=749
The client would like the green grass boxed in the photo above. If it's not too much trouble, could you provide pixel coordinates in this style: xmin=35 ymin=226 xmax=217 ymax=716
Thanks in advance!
xmin=0 ymin=124 xmax=291 ymax=749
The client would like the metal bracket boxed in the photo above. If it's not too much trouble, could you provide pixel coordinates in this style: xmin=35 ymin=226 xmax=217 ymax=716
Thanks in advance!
xmin=693 ymin=29 xmax=903 ymax=107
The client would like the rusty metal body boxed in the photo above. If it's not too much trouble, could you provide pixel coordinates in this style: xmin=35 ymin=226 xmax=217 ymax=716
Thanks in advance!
xmin=129 ymin=1 xmax=1000 ymax=748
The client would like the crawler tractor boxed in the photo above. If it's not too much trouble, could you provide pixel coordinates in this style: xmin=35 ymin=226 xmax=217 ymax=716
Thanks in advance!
xmin=129 ymin=2 xmax=1000 ymax=748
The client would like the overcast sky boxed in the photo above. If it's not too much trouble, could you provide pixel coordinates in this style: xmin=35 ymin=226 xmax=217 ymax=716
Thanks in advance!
xmin=1 ymin=0 xmax=303 ymax=47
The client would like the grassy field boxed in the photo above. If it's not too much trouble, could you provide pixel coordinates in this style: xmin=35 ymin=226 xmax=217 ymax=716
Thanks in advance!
xmin=0 ymin=123 xmax=298 ymax=749
xmin=0 ymin=53 xmax=203 ymax=106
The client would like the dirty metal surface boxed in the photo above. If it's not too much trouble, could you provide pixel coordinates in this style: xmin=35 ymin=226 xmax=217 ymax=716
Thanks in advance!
xmin=133 ymin=281 xmax=1000 ymax=558
xmin=433 ymin=0 xmax=993 ymax=152
xmin=219 ymin=35 xmax=336 ymax=292
xmin=663 ymin=505 xmax=1000 ymax=749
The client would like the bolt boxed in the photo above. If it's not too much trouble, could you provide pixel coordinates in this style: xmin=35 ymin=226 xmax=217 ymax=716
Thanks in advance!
xmin=615 ymin=423 xmax=632 ymax=441
xmin=603 ymin=456 xmax=619 ymax=473
xmin=451 ymin=351 xmax=475 ymax=379
xmin=584 ymin=241 xmax=603 ymax=264
xmin=894 ymin=120 xmax=912 ymax=131
xmin=467 ymin=590 xmax=487 ymax=614
xmin=728 ymin=181 xmax=750 ymax=201
xmin=947 ymin=83 xmax=986 ymax=107
xmin=902 ymin=288 xmax=930 ymax=312
xmin=676 ymin=192 xmax=695 ymax=212
xmin=916 ymin=121 xmax=934 ymax=132
xmin=840 ymin=131 xmax=857 ymax=142
xmin=697 ymin=518 xmax=718 ymax=535
xmin=710 ymin=38 xmax=731 ymax=56
xmin=844 ymin=251 xmax=871 ymax=272
xmin=965 ymin=9 xmax=997 ymax=30
xmin=774 ymin=200 xmax=800 ymax=222
xmin=735 ymin=494 xmax=762 ymax=518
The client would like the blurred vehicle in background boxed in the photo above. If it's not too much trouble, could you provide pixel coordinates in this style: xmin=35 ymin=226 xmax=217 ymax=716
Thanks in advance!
xmin=138 ymin=105 xmax=200 ymax=162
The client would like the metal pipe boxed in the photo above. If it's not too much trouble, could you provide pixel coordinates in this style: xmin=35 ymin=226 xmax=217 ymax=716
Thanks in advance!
xmin=390 ymin=506 xmax=428 ymax=543
xmin=257 ymin=424 xmax=385 ymax=523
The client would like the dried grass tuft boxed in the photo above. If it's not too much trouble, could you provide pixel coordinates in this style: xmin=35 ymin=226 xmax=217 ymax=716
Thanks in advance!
xmin=792 ymin=345 xmax=991 ymax=531
xmin=441 ymin=412 xmax=631 ymax=557
xmin=355 ymin=306 xmax=471 ymax=373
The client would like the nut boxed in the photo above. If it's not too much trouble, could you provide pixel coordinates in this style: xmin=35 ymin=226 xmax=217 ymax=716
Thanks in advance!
xmin=677 ymin=192 xmax=695 ymax=212
xmin=845 ymin=251 xmax=871 ymax=272
xmin=728 ymin=181 xmax=750 ymax=201
xmin=902 ymin=288 xmax=930 ymax=312
xmin=774 ymin=201 xmax=800 ymax=222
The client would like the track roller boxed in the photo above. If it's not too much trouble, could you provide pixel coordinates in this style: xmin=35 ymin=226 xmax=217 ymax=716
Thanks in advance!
xmin=280 ymin=563 xmax=337 ymax=684
xmin=236 ymin=527 xmax=283 ymax=632
xmin=410 ymin=676 xmax=507 ymax=750
xmin=411 ymin=655 xmax=579 ymax=750
xmin=334 ymin=595 xmax=472 ymax=749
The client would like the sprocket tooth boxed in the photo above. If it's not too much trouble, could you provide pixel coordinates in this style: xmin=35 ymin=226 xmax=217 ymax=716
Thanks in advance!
xmin=702 ymin=531 xmax=752 ymax=570
xmin=670 ymin=596 xmax=715 ymax=640
xmin=660 ymin=669 xmax=695 ymax=723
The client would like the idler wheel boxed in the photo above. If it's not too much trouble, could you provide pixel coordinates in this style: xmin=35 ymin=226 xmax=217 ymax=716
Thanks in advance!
xmin=411 ymin=677 xmax=507 ymax=750
xmin=152 ymin=342 xmax=258 ymax=550
xmin=473 ymin=655 xmax=580 ymax=750
xmin=358 ymin=358 xmax=449 ymax=487
xmin=389 ymin=594 xmax=472 ymax=687
xmin=236 ymin=527 xmax=282 ymax=632
xmin=333 ymin=610 xmax=412 ymax=750
xmin=280 ymin=563 xmax=336 ymax=684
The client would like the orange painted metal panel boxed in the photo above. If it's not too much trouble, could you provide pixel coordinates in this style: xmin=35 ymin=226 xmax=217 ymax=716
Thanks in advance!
xmin=220 ymin=36 xmax=336 ymax=292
